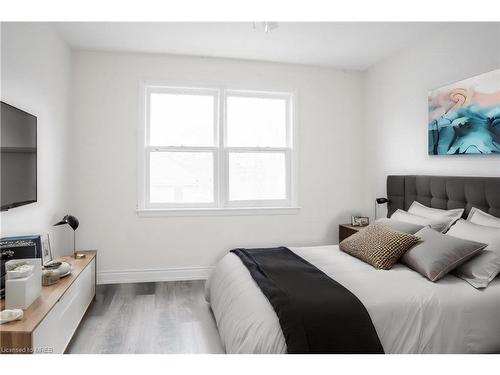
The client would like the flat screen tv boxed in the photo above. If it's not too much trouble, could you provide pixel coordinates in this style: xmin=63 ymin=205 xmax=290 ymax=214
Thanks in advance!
xmin=1 ymin=101 xmax=37 ymax=211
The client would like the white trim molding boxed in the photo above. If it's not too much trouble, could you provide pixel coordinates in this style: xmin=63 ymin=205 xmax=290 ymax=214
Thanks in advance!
xmin=97 ymin=266 xmax=214 ymax=285
xmin=138 ymin=81 xmax=298 ymax=214
xmin=137 ymin=206 xmax=300 ymax=217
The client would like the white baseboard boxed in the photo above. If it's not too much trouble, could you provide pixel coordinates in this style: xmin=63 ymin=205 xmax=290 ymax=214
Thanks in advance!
xmin=97 ymin=266 xmax=214 ymax=285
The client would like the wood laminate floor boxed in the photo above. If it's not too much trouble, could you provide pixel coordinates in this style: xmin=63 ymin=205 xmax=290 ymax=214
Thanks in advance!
xmin=66 ymin=281 xmax=225 ymax=354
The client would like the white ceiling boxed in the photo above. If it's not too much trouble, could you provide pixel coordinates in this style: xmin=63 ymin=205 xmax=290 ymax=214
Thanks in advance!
xmin=54 ymin=22 xmax=455 ymax=70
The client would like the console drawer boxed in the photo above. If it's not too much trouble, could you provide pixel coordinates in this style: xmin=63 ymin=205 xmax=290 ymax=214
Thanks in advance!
xmin=32 ymin=258 xmax=95 ymax=354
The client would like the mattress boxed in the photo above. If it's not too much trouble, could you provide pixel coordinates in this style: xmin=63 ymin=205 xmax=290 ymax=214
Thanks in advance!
xmin=205 ymin=245 xmax=500 ymax=354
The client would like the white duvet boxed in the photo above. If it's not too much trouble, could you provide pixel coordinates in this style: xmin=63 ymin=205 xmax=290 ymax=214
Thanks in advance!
xmin=205 ymin=245 xmax=500 ymax=354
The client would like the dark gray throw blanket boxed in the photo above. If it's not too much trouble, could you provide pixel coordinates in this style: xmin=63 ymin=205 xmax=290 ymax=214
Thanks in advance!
xmin=230 ymin=247 xmax=384 ymax=354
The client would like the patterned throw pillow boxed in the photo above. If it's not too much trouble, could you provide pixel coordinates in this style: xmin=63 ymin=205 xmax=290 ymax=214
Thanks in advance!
xmin=340 ymin=223 xmax=420 ymax=270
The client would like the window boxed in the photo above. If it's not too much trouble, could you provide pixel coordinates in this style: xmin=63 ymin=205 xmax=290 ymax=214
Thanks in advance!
xmin=138 ymin=83 xmax=296 ymax=215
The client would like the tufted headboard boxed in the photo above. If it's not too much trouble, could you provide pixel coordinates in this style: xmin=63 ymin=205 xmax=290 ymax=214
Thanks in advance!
xmin=387 ymin=175 xmax=500 ymax=219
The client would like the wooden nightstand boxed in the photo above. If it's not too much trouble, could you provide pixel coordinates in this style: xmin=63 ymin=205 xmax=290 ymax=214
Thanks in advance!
xmin=339 ymin=224 xmax=368 ymax=243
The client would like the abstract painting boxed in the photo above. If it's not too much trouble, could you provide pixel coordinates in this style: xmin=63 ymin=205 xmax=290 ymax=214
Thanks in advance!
xmin=428 ymin=69 xmax=500 ymax=155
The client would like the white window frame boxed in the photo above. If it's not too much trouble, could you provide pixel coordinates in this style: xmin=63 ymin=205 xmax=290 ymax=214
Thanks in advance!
xmin=137 ymin=81 xmax=299 ymax=217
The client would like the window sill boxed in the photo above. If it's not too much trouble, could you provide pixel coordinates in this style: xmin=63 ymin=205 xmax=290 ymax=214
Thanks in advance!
xmin=136 ymin=206 xmax=301 ymax=217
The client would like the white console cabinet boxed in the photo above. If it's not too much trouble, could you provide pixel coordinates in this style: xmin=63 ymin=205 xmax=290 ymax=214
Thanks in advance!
xmin=1 ymin=251 xmax=96 ymax=354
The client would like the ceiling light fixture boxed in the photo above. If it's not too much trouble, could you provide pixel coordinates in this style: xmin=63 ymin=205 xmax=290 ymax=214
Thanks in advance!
xmin=252 ymin=22 xmax=279 ymax=33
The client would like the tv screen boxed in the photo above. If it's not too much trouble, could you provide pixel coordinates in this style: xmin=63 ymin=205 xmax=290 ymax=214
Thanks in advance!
xmin=1 ymin=101 xmax=37 ymax=211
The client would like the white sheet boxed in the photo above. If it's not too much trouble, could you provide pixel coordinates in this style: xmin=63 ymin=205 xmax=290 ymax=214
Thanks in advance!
xmin=205 ymin=245 xmax=500 ymax=353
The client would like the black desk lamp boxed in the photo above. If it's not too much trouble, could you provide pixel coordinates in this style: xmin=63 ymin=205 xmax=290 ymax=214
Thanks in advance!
xmin=375 ymin=198 xmax=390 ymax=220
xmin=54 ymin=215 xmax=85 ymax=259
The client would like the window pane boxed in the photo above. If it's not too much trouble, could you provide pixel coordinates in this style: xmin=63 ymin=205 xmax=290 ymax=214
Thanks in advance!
xmin=228 ymin=152 xmax=286 ymax=201
xmin=226 ymin=96 xmax=287 ymax=147
xmin=149 ymin=92 xmax=215 ymax=146
xmin=150 ymin=152 xmax=213 ymax=203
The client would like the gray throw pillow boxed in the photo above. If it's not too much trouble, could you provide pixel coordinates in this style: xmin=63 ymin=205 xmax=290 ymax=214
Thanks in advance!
xmin=466 ymin=207 xmax=500 ymax=228
xmin=390 ymin=209 xmax=450 ymax=232
xmin=375 ymin=218 xmax=425 ymax=234
xmin=447 ymin=220 xmax=500 ymax=289
xmin=401 ymin=227 xmax=487 ymax=282
xmin=454 ymin=250 xmax=500 ymax=288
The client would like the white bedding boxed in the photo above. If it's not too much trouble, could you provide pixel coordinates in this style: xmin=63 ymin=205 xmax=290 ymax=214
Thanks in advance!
xmin=205 ymin=245 xmax=500 ymax=354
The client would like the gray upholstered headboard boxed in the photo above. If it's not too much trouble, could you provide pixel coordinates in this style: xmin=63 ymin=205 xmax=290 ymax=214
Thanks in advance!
xmin=387 ymin=175 xmax=500 ymax=219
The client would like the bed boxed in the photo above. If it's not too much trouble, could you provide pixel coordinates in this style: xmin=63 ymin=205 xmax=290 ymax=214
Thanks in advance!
xmin=205 ymin=175 xmax=500 ymax=354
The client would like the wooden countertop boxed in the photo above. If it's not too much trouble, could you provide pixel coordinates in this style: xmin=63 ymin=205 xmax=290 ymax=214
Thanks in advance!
xmin=0 ymin=251 xmax=96 ymax=333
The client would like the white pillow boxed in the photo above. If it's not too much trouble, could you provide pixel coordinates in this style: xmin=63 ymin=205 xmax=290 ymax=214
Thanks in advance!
xmin=467 ymin=207 xmax=500 ymax=228
xmin=408 ymin=201 xmax=464 ymax=231
xmin=447 ymin=219 xmax=500 ymax=288
xmin=390 ymin=209 xmax=448 ymax=232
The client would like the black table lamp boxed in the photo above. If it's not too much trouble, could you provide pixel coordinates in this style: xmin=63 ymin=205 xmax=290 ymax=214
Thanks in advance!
xmin=54 ymin=214 xmax=85 ymax=259
xmin=375 ymin=198 xmax=390 ymax=220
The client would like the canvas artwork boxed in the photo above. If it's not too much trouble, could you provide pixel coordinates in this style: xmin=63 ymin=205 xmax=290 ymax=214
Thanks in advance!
xmin=428 ymin=69 xmax=500 ymax=155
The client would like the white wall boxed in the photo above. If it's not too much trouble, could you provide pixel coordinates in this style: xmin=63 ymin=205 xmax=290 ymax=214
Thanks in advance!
xmin=71 ymin=51 xmax=365 ymax=281
xmin=6 ymin=23 xmax=496 ymax=283
xmin=364 ymin=23 xmax=500 ymax=218
xmin=1 ymin=23 xmax=73 ymax=255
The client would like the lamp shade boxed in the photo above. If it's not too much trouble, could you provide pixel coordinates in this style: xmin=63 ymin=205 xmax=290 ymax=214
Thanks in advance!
xmin=374 ymin=198 xmax=390 ymax=220
xmin=54 ymin=215 xmax=79 ymax=231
